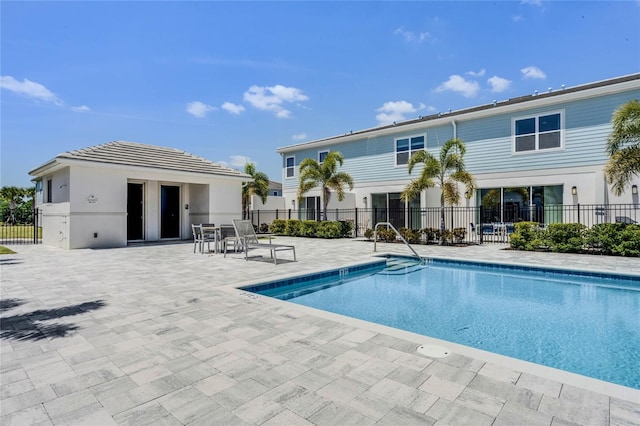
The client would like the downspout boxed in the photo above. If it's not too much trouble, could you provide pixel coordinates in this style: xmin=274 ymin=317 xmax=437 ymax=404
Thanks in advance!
xmin=451 ymin=120 xmax=457 ymax=139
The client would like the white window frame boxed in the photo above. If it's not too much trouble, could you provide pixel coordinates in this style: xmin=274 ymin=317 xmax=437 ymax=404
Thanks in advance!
xmin=285 ymin=155 xmax=295 ymax=178
xmin=512 ymin=110 xmax=565 ymax=155
xmin=395 ymin=134 xmax=426 ymax=167
xmin=318 ymin=150 xmax=329 ymax=164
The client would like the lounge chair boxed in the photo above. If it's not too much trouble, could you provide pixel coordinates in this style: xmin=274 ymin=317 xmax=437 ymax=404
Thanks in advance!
xmin=224 ymin=219 xmax=296 ymax=264
xmin=615 ymin=216 xmax=637 ymax=224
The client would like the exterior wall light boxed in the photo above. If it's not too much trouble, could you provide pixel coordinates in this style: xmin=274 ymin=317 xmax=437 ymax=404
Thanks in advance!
xmin=571 ymin=186 xmax=577 ymax=196
xmin=632 ymin=184 xmax=638 ymax=195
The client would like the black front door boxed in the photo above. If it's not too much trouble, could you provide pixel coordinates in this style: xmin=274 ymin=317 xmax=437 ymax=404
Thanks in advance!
xmin=127 ymin=183 xmax=144 ymax=240
xmin=161 ymin=185 xmax=180 ymax=239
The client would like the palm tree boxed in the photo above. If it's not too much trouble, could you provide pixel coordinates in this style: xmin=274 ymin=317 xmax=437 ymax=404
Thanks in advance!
xmin=401 ymin=138 xmax=475 ymax=243
xmin=604 ymin=99 xmax=640 ymax=196
xmin=242 ymin=163 xmax=269 ymax=219
xmin=297 ymin=151 xmax=354 ymax=220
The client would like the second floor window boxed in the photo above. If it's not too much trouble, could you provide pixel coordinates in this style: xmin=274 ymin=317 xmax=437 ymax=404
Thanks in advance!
xmin=396 ymin=135 xmax=425 ymax=165
xmin=514 ymin=112 xmax=563 ymax=153
xmin=46 ymin=179 xmax=52 ymax=203
xmin=286 ymin=156 xmax=295 ymax=178
xmin=318 ymin=150 xmax=328 ymax=163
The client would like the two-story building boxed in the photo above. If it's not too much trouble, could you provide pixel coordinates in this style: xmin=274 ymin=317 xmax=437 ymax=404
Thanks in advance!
xmin=276 ymin=73 xmax=640 ymax=231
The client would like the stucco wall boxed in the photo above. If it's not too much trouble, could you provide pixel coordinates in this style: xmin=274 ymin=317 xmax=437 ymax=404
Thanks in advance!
xmin=34 ymin=162 xmax=247 ymax=249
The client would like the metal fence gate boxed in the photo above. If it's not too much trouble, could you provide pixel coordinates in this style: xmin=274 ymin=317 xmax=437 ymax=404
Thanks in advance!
xmin=0 ymin=208 xmax=42 ymax=245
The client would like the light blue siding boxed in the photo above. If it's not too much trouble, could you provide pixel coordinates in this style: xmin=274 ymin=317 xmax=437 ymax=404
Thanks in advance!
xmin=282 ymin=88 xmax=640 ymax=189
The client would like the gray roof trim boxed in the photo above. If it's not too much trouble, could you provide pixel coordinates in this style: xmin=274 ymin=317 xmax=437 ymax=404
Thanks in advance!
xmin=277 ymin=73 xmax=640 ymax=153
xmin=29 ymin=141 xmax=251 ymax=179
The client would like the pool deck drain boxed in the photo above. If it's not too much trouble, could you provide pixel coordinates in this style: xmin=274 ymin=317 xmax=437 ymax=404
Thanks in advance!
xmin=417 ymin=344 xmax=451 ymax=358
xmin=1 ymin=238 xmax=639 ymax=425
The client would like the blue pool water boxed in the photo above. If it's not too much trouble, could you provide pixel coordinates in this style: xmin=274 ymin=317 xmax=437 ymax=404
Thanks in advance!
xmin=243 ymin=257 xmax=640 ymax=389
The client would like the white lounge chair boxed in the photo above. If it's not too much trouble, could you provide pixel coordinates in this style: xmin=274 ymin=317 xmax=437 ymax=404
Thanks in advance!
xmin=224 ymin=219 xmax=296 ymax=264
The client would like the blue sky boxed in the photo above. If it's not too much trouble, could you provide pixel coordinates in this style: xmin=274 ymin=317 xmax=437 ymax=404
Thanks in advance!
xmin=2 ymin=1 xmax=639 ymax=188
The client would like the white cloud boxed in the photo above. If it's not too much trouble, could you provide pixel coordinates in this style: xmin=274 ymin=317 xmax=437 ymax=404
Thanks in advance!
xmin=292 ymin=133 xmax=307 ymax=141
xmin=0 ymin=75 xmax=64 ymax=105
xmin=186 ymin=101 xmax=216 ymax=118
xmin=71 ymin=105 xmax=90 ymax=112
xmin=376 ymin=101 xmax=418 ymax=125
xmin=521 ymin=66 xmax=547 ymax=80
xmin=521 ymin=0 xmax=543 ymax=7
xmin=466 ymin=69 xmax=486 ymax=77
xmin=394 ymin=26 xmax=432 ymax=43
xmin=229 ymin=155 xmax=251 ymax=167
xmin=435 ymin=75 xmax=480 ymax=98
xmin=243 ymin=84 xmax=308 ymax=118
xmin=221 ymin=102 xmax=245 ymax=115
xmin=512 ymin=15 xmax=523 ymax=22
xmin=487 ymin=76 xmax=512 ymax=93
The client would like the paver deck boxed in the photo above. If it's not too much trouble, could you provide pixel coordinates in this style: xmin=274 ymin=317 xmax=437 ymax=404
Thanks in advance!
xmin=1 ymin=238 xmax=639 ymax=425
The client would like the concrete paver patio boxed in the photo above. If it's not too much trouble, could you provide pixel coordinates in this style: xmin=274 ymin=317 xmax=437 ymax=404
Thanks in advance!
xmin=1 ymin=238 xmax=639 ymax=425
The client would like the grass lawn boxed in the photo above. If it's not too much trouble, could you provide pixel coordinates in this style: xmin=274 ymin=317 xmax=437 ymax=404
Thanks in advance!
xmin=0 ymin=224 xmax=42 ymax=239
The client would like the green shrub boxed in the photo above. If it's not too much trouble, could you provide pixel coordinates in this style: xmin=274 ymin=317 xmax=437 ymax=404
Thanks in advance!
xmin=259 ymin=223 xmax=270 ymax=233
xmin=422 ymin=227 xmax=438 ymax=243
xmin=316 ymin=221 xmax=342 ymax=238
xmin=545 ymin=223 xmax=586 ymax=253
xmin=376 ymin=228 xmax=396 ymax=242
xmin=270 ymin=219 xmax=286 ymax=235
xmin=510 ymin=222 xmax=543 ymax=250
xmin=338 ymin=220 xmax=354 ymax=238
xmin=612 ymin=224 xmax=640 ymax=257
xmin=441 ymin=229 xmax=453 ymax=245
xmin=398 ymin=227 xmax=421 ymax=244
xmin=299 ymin=220 xmax=318 ymax=237
xmin=285 ymin=219 xmax=302 ymax=236
xmin=452 ymin=227 xmax=466 ymax=243
xmin=584 ymin=223 xmax=626 ymax=255
xmin=363 ymin=228 xmax=374 ymax=240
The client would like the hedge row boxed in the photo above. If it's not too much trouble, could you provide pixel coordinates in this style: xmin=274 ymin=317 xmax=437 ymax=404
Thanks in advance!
xmin=269 ymin=219 xmax=353 ymax=238
xmin=363 ymin=227 xmax=468 ymax=245
xmin=510 ymin=222 xmax=640 ymax=257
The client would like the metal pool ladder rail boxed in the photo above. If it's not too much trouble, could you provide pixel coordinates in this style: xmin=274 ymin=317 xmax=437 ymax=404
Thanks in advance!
xmin=373 ymin=222 xmax=422 ymax=262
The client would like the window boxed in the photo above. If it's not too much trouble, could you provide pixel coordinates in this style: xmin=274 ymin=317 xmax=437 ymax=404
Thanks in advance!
xmin=395 ymin=135 xmax=425 ymax=165
xmin=514 ymin=111 xmax=563 ymax=153
xmin=285 ymin=156 xmax=295 ymax=178
xmin=318 ymin=150 xmax=328 ymax=163
xmin=46 ymin=179 xmax=52 ymax=203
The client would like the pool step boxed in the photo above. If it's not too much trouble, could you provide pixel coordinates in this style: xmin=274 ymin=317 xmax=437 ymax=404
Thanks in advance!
xmin=380 ymin=258 xmax=424 ymax=275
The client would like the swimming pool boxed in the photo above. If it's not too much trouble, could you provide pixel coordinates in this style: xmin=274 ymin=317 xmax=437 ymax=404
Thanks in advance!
xmin=242 ymin=256 xmax=640 ymax=390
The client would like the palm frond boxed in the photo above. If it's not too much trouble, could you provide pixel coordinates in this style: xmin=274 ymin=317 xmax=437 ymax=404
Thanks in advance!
xmin=607 ymin=99 xmax=640 ymax=155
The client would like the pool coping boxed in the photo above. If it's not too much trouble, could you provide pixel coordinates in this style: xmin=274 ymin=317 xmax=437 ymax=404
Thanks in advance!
xmin=220 ymin=253 xmax=640 ymax=404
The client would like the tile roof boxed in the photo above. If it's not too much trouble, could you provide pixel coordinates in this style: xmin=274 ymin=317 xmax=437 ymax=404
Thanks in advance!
xmin=50 ymin=141 xmax=250 ymax=178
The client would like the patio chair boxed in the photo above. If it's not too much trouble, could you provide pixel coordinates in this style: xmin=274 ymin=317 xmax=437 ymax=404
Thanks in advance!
xmin=224 ymin=219 xmax=296 ymax=264
xmin=219 ymin=224 xmax=239 ymax=253
xmin=505 ymin=223 xmax=515 ymax=234
xmin=191 ymin=224 xmax=215 ymax=254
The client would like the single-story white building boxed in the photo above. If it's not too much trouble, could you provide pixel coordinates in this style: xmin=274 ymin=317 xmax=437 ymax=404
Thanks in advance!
xmin=29 ymin=141 xmax=251 ymax=249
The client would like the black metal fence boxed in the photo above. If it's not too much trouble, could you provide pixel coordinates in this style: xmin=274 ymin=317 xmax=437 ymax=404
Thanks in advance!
xmin=248 ymin=204 xmax=639 ymax=244
xmin=0 ymin=208 xmax=42 ymax=245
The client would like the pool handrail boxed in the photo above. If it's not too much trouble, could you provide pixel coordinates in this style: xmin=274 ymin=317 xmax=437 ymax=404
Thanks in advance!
xmin=373 ymin=222 xmax=422 ymax=261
